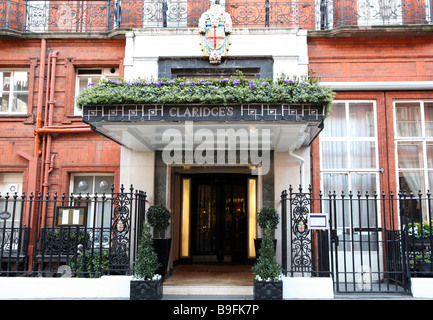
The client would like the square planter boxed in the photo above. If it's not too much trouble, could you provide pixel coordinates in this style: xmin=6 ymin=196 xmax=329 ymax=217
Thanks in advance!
xmin=253 ymin=280 xmax=283 ymax=300
xmin=130 ymin=278 xmax=163 ymax=300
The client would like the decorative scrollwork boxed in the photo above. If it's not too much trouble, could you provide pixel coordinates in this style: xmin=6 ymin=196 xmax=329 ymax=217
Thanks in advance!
xmin=110 ymin=186 xmax=133 ymax=270
xmin=289 ymin=186 xmax=312 ymax=273
xmin=1 ymin=0 xmax=431 ymax=33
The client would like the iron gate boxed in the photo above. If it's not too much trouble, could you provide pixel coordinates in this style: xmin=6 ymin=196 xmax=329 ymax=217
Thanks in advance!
xmin=0 ymin=185 xmax=146 ymax=277
xmin=281 ymin=186 xmax=418 ymax=294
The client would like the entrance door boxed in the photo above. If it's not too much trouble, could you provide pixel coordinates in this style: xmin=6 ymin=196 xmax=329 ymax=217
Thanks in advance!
xmin=191 ymin=174 xmax=247 ymax=263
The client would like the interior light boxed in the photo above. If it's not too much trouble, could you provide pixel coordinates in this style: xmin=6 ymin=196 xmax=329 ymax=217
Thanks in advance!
xmin=181 ymin=178 xmax=191 ymax=258
xmin=248 ymin=178 xmax=257 ymax=258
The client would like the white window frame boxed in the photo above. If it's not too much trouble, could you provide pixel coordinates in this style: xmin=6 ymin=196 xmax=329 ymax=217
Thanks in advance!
xmin=320 ymin=100 xmax=380 ymax=192
xmin=394 ymin=100 xmax=433 ymax=195
xmin=74 ymin=68 xmax=119 ymax=115
xmin=320 ymin=100 xmax=382 ymax=283
xmin=319 ymin=101 xmax=381 ymax=249
xmin=0 ymin=173 xmax=23 ymax=252
xmin=0 ymin=70 xmax=29 ymax=115
xmin=70 ymin=173 xmax=115 ymax=248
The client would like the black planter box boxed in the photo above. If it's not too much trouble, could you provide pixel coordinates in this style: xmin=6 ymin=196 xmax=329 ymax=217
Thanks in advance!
xmin=253 ymin=280 xmax=283 ymax=300
xmin=130 ymin=278 xmax=163 ymax=300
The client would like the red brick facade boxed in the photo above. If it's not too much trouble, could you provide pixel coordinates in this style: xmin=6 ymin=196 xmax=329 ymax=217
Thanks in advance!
xmin=308 ymin=35 xmax=433 ymax=198
xmin=308 ymin=36 xmax=433 ymax=82
xmin=0 ymin=38 xmax=125 ymax=196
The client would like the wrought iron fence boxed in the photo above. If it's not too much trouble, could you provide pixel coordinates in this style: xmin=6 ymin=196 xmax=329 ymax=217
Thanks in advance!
xmin=0 ymin=0 xmax=431 ymax=33
xmin=281 ymin=186 xmax=433 ymax=294
xmin=0 ymin=185 xmax=146 ymax=277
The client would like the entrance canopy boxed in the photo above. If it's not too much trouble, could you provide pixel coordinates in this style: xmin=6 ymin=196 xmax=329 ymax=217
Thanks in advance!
xmin=82 ymin=103 xmax=325 ymax=152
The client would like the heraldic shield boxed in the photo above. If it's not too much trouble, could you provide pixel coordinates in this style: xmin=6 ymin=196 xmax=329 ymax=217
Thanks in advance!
xmin=199 ymin=4 xmax=232 ymax=64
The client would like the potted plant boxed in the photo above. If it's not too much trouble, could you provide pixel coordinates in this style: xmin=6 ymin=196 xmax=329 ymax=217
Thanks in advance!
xmin=254 ymin=207 xmax=279 ymax=258
xmin=147 ymin=204 xmax=171 ymax=279
xmin=130 ymin=221 xmax=162 ymax=300
xmin=252 ymin=226 xmax=283 ymax=300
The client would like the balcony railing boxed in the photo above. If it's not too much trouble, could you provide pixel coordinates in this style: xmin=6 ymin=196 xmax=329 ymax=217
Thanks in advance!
xmin=0 ymin=0 xmax=432 ymax=34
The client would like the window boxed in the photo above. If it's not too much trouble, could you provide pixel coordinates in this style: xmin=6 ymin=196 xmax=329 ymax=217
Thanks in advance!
xmin=0 ymin=173 xmax=23 ymax=252
xmin=320 ymin=101 xmax=380 ymax=251
xmin=70 ymin=173 xmax=114 ymax=247
xmin=395 ymin=101 xmax=433 ymax=194
xmin=0 ymin=71 xmax=29 ymax=114
xmin=320 ymin=101 xmax=379 ymax=194
xmin=74 ymin=68 xmax=119 ymax=115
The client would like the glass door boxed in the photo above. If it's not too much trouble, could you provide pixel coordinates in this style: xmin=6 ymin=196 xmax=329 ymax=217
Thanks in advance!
xmin=191 ymin=174 xmax=247 ymax=263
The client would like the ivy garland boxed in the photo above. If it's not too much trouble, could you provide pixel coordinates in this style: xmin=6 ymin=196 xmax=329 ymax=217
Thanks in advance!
xmin=76 ymin=72 xmax=335 ymax=116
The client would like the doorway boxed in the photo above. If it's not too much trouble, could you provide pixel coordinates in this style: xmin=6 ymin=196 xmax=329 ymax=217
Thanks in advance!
xmin=190 ymin=174 xmax=248 ymax=264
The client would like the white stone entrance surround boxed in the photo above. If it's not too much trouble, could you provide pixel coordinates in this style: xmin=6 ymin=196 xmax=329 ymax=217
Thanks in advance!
xmin=123 ymin=28 xmax=309 ymax=81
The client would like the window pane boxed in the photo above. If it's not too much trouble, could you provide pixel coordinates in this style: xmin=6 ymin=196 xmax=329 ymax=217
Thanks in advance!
xmin=13 ymin=72 xmax=28 ymax=91
xmin=322 ymin=173 xmax=348 ymax=195
xmin=399 ymin=171 xmax=422 ymax=192
xmin=1 ymin=93 xmax=9 ymax=112
xmin=95 ymin=176 xmax=114 ymax=194
xmin=350 ymin=141 xmax=376 ymax=169
xmin=350 ymin=173 xmax=377 ymax=194
xmin=322 ymin=102 xmax=346 ymax=138
xmin=1 ymin=72 xmax=11 ymax=91
xmin=427 ymin=143 xmax=433 ymax=168
xmin=322 ymin=141 xmax=347 ymax=169
xmin=73 ymin=176 xmax=94 ymax=193
xmin=78 ymin=77 xmax=90 ymax=94
xmin=425 ymin=103 xmax=433 ymax=137
xmin=12 ymin=93 xmax=28 ymax=113
xmin=349 ymin=102 xmax=375 ymax=137
xmin=428 ymin=171 xmax=433 ymax=193
xmin=78 ymin=75 xmax=101 ymax=94
xmin=395 ymin=102 xmax=421 ymax=137
xmin=397 ymin=142 xmax=423 ymax=169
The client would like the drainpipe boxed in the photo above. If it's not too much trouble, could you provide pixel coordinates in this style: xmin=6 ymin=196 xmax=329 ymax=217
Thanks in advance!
xmin=37 ymin=127 xmax=93 ymax=134
xmin=289 ymin=151 xmax=304 ymax=187
xmin=34 ymin=39 xmax=46 ymax=160
xmin=41 ymin=50 xmax=59 ymax=194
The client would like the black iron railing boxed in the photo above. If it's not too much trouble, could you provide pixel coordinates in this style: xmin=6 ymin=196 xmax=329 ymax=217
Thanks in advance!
xmin=0 ymin=0 xmax=431 ymax=34
xmin=281 ymin=186 xmax=433 ymax=294
xmin=0 ymin=185 xmax=146 ymax=277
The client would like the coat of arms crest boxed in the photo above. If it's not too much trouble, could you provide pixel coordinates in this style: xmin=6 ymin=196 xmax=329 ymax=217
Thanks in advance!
xmin=198 ymin=3 xmax=232 ymax=64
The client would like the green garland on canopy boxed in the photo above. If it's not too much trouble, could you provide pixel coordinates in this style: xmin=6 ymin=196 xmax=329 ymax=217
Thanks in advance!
xmin=76 ymin=72 xmax=335 ymax=116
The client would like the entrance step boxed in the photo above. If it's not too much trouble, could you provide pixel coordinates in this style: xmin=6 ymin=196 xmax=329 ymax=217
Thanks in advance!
xmin=164 ymin=285 xmax=253 ymax=296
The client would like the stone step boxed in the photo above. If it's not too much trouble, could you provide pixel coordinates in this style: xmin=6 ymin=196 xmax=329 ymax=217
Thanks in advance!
xmin=164 ymin=285 xmax=253 ymax=296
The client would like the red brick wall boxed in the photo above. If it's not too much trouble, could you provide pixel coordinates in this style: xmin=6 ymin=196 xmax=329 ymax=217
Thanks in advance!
xmin=308 ymin=36 xmax=433 ymax=82
xmin=0 ymin=39 xmax=125 ymax=195
xmin=308 ymin=35 xmax=433 ymax=196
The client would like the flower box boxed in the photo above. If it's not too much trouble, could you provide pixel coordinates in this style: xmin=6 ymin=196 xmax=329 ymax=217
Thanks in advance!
xmin=130 ymin=277 xmax=163 ymax=300
xmin=253 ymin=280 xmax=283 ymax=300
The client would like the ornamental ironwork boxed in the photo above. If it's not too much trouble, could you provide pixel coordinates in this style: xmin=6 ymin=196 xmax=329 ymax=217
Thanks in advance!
xmin=0 ymin=0 xmax=431 ymax=34
xmin=288 ymin=186 xmax=313 ymax=274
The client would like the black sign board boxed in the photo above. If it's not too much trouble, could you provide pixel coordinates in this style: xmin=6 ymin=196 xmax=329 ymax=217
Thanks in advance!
xmin=83 ymin=103 xmax=325 ymax=123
